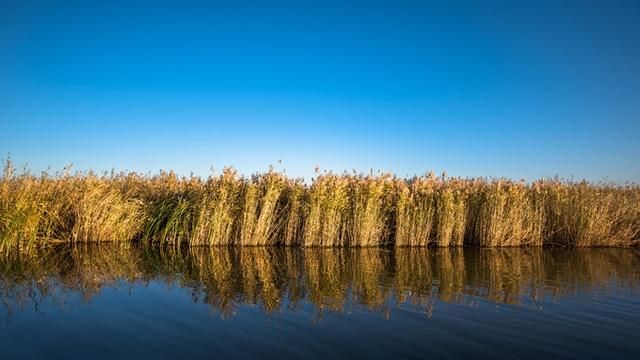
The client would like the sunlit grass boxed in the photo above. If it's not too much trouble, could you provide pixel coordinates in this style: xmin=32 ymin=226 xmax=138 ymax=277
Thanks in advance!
xmin=1 ymin=160 xmax=639 ymax=253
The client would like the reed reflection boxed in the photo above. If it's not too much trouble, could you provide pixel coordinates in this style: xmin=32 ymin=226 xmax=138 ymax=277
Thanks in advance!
xmin=1 ymin=245 xmax=639 ymax=319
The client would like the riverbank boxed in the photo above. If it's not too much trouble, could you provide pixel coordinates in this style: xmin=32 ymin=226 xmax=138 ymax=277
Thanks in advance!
xmin=1 ymin=161 xmax=639 ymax=252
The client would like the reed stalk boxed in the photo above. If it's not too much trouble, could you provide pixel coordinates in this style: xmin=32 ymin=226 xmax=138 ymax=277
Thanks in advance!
xmin=1 ymin=160 xmax=639 ymax=252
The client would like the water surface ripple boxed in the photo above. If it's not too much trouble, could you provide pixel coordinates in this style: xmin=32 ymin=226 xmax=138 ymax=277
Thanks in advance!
xmin=1 ymin=246 xmax=639 ymax=359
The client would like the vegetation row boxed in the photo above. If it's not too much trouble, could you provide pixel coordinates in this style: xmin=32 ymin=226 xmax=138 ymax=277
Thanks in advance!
xmin=2 ymin=161 xmax=639 ymax=253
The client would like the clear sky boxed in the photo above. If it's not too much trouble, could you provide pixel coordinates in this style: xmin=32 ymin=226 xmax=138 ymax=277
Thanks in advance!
xmin=1 ymin=0 xmax=639 ymax=181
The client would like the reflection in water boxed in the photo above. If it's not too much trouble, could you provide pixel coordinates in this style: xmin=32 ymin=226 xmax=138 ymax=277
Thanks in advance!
xmin=2 ymin=245 xmax=639 ymax=319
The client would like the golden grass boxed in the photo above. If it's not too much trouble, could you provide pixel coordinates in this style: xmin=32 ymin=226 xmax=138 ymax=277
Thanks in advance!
xmin=1 ymin=160 xmax=639 ymax=252
xmin=302 ymin=173 xmax=349 ymax=246
xmin=466 ymin=180 xmax=545 ymax=247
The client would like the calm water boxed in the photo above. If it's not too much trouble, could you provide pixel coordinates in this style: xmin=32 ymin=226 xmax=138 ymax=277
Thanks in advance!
xmin=1 ymin=246 xmax=639 ymax=359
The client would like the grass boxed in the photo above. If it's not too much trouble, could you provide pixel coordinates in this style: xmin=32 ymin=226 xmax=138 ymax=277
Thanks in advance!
xmin=1 ymin=160 xmax=639 ymax=252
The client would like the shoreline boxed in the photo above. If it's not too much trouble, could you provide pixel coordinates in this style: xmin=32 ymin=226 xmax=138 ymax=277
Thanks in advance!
xmin=2 ymin=162 xmax=639 ymax=252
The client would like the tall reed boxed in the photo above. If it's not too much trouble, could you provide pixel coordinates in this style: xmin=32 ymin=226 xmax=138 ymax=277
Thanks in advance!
xmin=1 ymin=160 xmax=639 ymax=252
xmin=192 ymin=168 xmax=243 ymax=246
xmin=466 ymin=179 xmax=544 ymax=247
xmin=238 ymin=170 xmax=289 ymax=246
xmin=71 ymin=174 xmax=145 ymax=242
xmin=395 ymin=175 xmax=467 ymax=246
xmin=395 ymin=175 xmax=437 ymax=247
xmin=346 ymin=173 xmax=394 ymax=246
xmin=541 ymin=181 xmax=640 ymax=247
xmin=302 ymin=173 xmax=349 ymax=246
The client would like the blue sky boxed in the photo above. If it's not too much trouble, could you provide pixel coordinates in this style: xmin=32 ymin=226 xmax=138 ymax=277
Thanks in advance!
xmin=1 ymin=0 xmax=639 ymax=181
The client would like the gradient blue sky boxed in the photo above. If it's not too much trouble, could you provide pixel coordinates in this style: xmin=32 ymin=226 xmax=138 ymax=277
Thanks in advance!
xmin=1 ymin=0 xmax=639 ymax=181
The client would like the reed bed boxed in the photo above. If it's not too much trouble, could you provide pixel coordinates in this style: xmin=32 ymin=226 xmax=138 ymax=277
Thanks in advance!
xmin=1 ymin=160 xmax=639 ymax=252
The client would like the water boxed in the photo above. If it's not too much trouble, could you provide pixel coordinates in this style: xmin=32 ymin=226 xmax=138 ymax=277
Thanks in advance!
xmin=1 ymin=246 xmax=639 ymax=359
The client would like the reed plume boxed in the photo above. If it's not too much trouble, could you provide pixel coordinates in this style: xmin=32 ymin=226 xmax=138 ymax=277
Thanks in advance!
xmin=1 ymin=160 xmax=639 ymax=253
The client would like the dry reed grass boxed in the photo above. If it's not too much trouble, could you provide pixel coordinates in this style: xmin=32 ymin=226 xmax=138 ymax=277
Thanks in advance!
xmin=1 ymin=160 xmax=639 ymax=253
